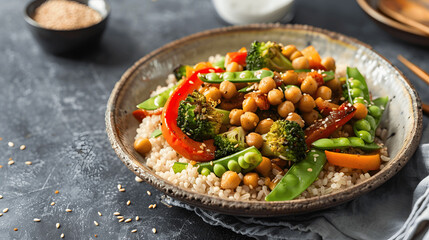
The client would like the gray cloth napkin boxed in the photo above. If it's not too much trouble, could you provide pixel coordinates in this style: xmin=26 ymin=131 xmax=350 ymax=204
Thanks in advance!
xmin=168 ymin=125 xmax=429 ymax=240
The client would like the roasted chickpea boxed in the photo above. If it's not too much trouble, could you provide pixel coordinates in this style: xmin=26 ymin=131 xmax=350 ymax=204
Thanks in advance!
xmin=326 ymin=77 xmax=341 ymax=91
xmin=245 ymin=132 xmax=263 ymax=149
xmin=226 ymin=62 xmax=243 ymax=72
xmin=134 ymin=138 xmax=152 ymax=155
xmin=281 ymin=70 xmax=299 ymax=85
xmin=353 ymin=102 xmax=368 ymax=119
xmin=298 ymin=94 xmax=316 ymax=112
xmin=286 ymin=112 xmax=305 ymax=128
xmin=284 ymin=86 xmax=302 ymax=104
xmin=258 ymin=77 xmax=276 ymax=94
xmin=243 ymin=172 xmax=259 ymax=188
xmin=242 ymin=97 xmax=257 ymax=112
xmin=290 ymin=51 xmax=303 ymax=61
xmin=256 ymin=157 xmax=272 ymax=177
xmin=221 ymin=171 xmax=241 ymax=189
xmin=203 ymin=87 xmax=222 ymax=102
xmin=316 ymin=86 xmax=332 ymax=100
xmin=300 ymin=76 xmax=318 ymax=95
xmin=277 ymin=101 xmax=295 ymax=118
xmin=321 ymin=57 xmax=336 ymax=71
xmin=267 ymin=89 xmax=284 ymax=105
xmin=229 ymin=109 xmax=244 ymax=125
xmin=219 ymin=80 xmax=237 ymax=100
xmin=255 ymin=119 xmax=274 ymax=134
xmin=282 ymin=45 xmax=298 ymax=58
xmin=292 ymin=56 xmax=309 ymax=69
xmin=302 ymin=109 xmax=319 ymax=126
xmin=240 ymin=112 xmax=259 ymax=131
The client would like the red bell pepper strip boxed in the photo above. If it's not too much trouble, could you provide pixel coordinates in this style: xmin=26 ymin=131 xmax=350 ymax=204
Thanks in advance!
xmin=132 ymin=108 xmax=163 ymax=122
xmin=305 ymin=102 xmax=356 ymax=146
xmin=225 ymin=51 xmax=247 ymax=66
xmin=161 ymin=68 xmax=225 ymax=162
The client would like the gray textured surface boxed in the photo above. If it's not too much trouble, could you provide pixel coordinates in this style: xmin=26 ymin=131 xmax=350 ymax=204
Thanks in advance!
xmin=0 ymin=0 xmax=428 ymax=239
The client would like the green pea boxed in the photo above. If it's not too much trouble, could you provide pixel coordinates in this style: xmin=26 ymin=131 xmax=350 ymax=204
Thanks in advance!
xmin=205 ymin=72 xmax=220 ymax=81
xmin=354 ymin=119 xmax=371 ymax=131
xmin=201 ymin=168 xmax=211 ymax=176
xmin=357 ymin=130 xmax=372 ymax=143
xmin=368 ymin=105 xmax=381 ymax=118
xmin=335 ymin=137 xmax=351 ymax=147
xmin=222 ymin=72 xmax=235 ymax=80
xmin=349 ymin=137 xmax=365 ymax=146
xmin=213 ymin=163 xmax=226 ymax=177
xmin=351 ymin=88 xmax=364 ymax=98
xmin=350 ymin=79 xmax=364 ymax=89
xmin=238 ymin=156 xmax=250 ymax=169
xmin=154 ymin=95 xmax=167 ymax=108
xmin=353 ymin=98 xmax=366 ymax=105
xmin=366 ymin=115 xmax=376 ymax=129
xmin=227 ymin=160 xmax=241 ymax=173
xmin=244 ymin=152 xmax=260 ymax=165
xmin=239 ymin=71 xmax=253 ymax=79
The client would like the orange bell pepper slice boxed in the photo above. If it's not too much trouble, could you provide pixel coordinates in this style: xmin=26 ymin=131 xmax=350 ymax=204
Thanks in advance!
xmin=301 ymin=46 xmax=327 ymax=70
xmin=325 ymin=151 xmax=380 ymax=170
xmin=225 ymin=51 xmax=247 ymax=67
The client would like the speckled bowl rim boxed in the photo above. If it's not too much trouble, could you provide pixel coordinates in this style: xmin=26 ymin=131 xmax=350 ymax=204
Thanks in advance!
xmin=106 ymin=24 xmax=422 ymax=216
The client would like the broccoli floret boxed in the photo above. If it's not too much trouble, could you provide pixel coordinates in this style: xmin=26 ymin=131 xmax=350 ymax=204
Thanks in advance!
xmin=214 ymin=127 xmax=247 ymax=159
xmin=261 ymin=120 xmax=307 ymax=162
xmin=246 ymin=41 xmax=293 ymax=72
xmin=173 ymin=65 xmax=191 ymax=80
xmin=177 ymin=90 xmax=227 ymax=142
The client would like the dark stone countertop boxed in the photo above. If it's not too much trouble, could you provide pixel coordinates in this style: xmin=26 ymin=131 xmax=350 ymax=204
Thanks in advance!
xmin=0 ymin=0 xmax=428 ymax=239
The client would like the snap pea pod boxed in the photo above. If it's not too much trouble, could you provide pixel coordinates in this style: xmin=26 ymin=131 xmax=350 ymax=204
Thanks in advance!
xmin=198 ymin=70 xmax=274 ymax=83
xmin=136 ymin=82 xmax=181 ymax=110
xmin=237 ymin=85 xmax=254 ymax=93
xmin=346 ymin=67 xmax=370 ymax=105
xmin=265 ymin=149 xmax=326 ymax=201
xmin=294 ymin=69 xmax=336 ymax=82
xmin=172 ymin=146 xmax=263 ymax=177
xmin=311 ymin=137 xmax=380 ymax=151
xmin=353 ymin=96 xmax=388 ymax=143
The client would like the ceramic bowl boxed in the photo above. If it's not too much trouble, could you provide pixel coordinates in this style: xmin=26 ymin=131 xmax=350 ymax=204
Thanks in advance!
xmin=24 ymin=0 xmax=110 ymax=55
xmin=357 ymin=0 xmax=429 ymax=47
xmin=106 ymin=24 xmax=422 ymax=216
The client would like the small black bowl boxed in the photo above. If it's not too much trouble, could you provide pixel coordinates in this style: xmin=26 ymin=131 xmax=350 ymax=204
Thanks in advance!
xmin=24 ymin=0 xmax=110 ymax=55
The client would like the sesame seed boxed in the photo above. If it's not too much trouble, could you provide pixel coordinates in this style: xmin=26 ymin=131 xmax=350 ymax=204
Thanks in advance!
xmin=55 ymin=190 xmax=59 ymax=194
xmin=3 ymin=208 xmax=9 ymax=213
xmin=147 ymin=191 xmax=151 ymax=196
xmin=61 ymin=233 xmax=64 ymax=238
xmin=113 ymin=212 xmax=120 ymax=216
xmin=135 ymin=176 xmax=143 ymax=183
xmin=135 ymin=216 xmax=140 ymax=221
xmin=25 ymin=161 xmax=32 ymax=165
xmin=20 ymin=145 xmax=26 ymax=150
xmin=34 ymin=218 xmax=41 ymax=222
xmin=8 ymin=160 xmax=14 ymax=165
xmin=94 ymin=221 xmax=99 ymax=226
xmin=65 ymin=209 xmax=72 ymax=212
xmin=116 ymin=216 xmax=124 ymax=219
xmin=0 ymin=213 xmax=2 ymax=217
xmin=125 ymin=218 xmax=132 ymax=223
xmin=119 ymin=188 xmax=125 ymax=192
xmin=56 ymin=223 xmax=60 ymax=229
xmin=131 ymin=229 xmax=137 ymax=233
xmin=126 ymin=200 xmax=131 ymax=206
xmin=8 ymin=142 xmax=14 ymax=147
xmin=0 ymin=195 xmax=3 ymax=199
xmin=118 ymin=218 xmax=124 ymax=223
xmin=117 ymin=184 xmax=122 ymax=190
xmin=0 ymin=165 xmax=3 ymax=168
xmin=51 ymin=202 xmax=55 ymax=206
xmin=14 ymin=228 xmax=18 ymax=231
xmin=307 ymin=168 xmax=313 ymax=172
xmin=152 ymin=228 xmax=157 ymax=234
xmin=98 ymin=211 xmax=102 ymax=216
